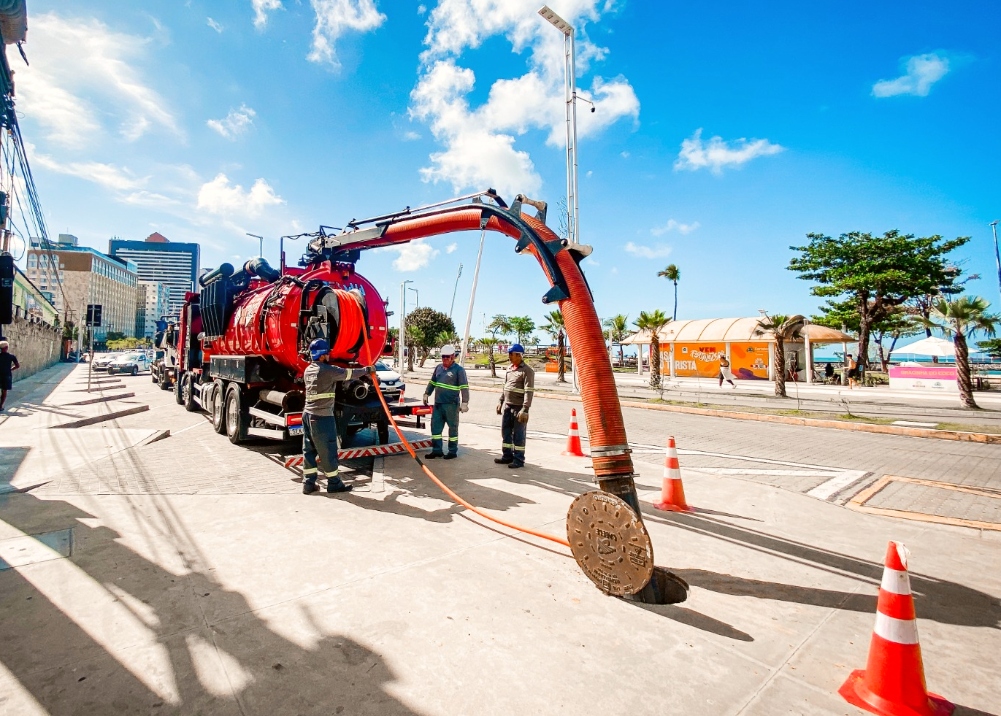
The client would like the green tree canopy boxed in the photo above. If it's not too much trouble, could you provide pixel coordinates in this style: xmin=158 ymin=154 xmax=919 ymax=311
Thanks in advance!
xmin=404 ymin=307 xmax=455 ymax=368
xmin=789 ymin=230 xmax=969 ymax=369
xmin=541 ymin=309 xmax=567 ymax=382
xmin=507 ymin=316 xmax=536 ymax=345
xmin=486 ymin=315 xmax=511 ymax=339
xmin=634 ymin=310 xmax=671 ymax=389
xmin=754 ymin=313 xmax=804 ymax=397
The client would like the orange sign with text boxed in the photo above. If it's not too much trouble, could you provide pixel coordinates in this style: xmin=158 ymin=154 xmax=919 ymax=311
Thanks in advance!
xmin=729 ymin=342 xmax=769 ymax=380
xmin=667 ymin=342 xmax=770 ymax=380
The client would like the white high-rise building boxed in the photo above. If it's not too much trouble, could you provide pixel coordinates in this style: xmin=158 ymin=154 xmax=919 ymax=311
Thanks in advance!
xmin=138 ymin=281 xmax=171 ymax=338
xmin=109 ymin=232 xmax=200 ymax=319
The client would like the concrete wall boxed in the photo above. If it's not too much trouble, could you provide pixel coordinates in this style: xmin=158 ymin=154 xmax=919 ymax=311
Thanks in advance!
xmin=1 ymin=315 xmax=62 ymax=382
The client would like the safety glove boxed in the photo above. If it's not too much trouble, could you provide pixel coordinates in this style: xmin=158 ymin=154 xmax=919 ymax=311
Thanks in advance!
xmin=459 ymin=402 xmax=469 ymax=413
xmin=422 ymin=394 xmax=430 ymax=406
xmin=516 ymin=408 xmax=529 ymax=424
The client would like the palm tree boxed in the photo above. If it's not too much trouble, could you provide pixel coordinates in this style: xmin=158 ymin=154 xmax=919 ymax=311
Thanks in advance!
xmin=541 ymin=309 xmax=567 ymax=382
xmin=508 ymin=316 xmax=536 ymax=345
xmin=487 ymin=314 xmax=511 ymax=340
xmin=634 ymin=310 xmax=671 ymax=389
xmin=754 ymin=313 xmax=805 ymax=397
xmin=405 ymin=323 xmax=423 ymax=373
xmin=657 ymin=264 xmax=681 ymax=320
xmin=477 ymin=337 xmax=499 ymax=377
xmin=603 ymin=314 xmax=629 ymax=368
xmin=924 ymin=296 xmax=998 ymax=409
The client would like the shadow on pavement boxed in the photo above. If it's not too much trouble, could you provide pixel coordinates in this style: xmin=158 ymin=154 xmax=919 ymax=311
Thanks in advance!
xmin=643 ymin=507 xmax=1001 ymax=630
xmin=0 ymin=492 xmax=425 ymax=715
xmin=629 ymin=602 xmax=755 ymax=642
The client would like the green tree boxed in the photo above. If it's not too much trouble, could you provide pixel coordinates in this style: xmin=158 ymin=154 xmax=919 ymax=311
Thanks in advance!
xmin=923 ymin=296 xmax=998 ymax=409
xmin=871 ymin=309 xmax=921 ymax=372
xmin=978 ymin=338 xmax=1001 ymax=360
xmin=405 ymin=324 xmax=423 ymax=372
xmin=634 ymin=310 xmax=671 ymax=389
xmin=487 ymin=314 xmax=511 ymax=340
xmin=477 ymin=336 xmax=499 ymax=377
xmin=603 ymin=314 xmax=629 ymax=367
xmin=404 ymin=307 xmax=456 ymax=368
xmin=657 ymin=264 xmax=681 ymax=321
xmin=789 ymin=231 xmax=969 ymax=369
xmin=105 ymin=331 xmax=127 ymax=342
xmin=754 ymin=313 xmax=805 ymax=398
xmin=507 ymin=316 xmax=536 ymax=345
xmin=541 ymin=309 xmax=567 ymax=382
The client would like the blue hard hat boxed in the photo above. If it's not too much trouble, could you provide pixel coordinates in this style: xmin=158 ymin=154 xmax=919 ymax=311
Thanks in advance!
xmin=508 ymin=343 xmax=525 ymax=354
xmin=309 ymin=338 xmax=330 ymax=361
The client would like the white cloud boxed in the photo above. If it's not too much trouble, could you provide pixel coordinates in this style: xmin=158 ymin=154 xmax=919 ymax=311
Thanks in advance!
xmin=207 ymin=17 xmax=224 ymax=33
xmin=624 ymin=242 xmax=672 ymax=259
xmin=674 ymin=129 xmax=783 ymax=175
xmin=207 ymin=105 xmax=257 ymax=140
xmin=872 ymin=53 xmax=950 ymax=98
xmin=197 ymin=174 xmax=285 ymax=219
xmin=15 ymin=13 xmax=180 ymax=147
xmin=307 ymin=0 xmax=386 ymax=67
xmin=402 ymin=130 xmax=422 ymax=141
xmin=252 ymin=0 xmax=282 ymax=29
xmin=651 ymin=219 xmax=700 ymax=237
xmin=30 ymin=150 xmax=147 ymax=192
xmin=376 ymin=239 xmax=439 ymax=271
xmin=411 ymin=1 xmax=639 ymax=199
xmin=620 ymin=151 xmax=630 ymax=158
xmin=445 ymin=242 xmax=457 ymax=253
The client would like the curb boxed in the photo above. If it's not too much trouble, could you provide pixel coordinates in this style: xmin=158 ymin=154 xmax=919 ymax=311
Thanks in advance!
xmin=466 ymin=385 xmax=1001 ymax=444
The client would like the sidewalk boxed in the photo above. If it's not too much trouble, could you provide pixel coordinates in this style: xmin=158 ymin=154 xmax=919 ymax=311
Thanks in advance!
xmin=0 ymin=364 xmax=998 ymax=714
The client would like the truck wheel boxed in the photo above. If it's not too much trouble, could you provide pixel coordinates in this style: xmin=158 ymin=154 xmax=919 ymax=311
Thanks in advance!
xmin=182 ymin=374 xmax=199 ymax=413
xmin=160 ymin=374 xmax=172 ymax=391
xmin=377 ymin=419 xmax=390 ymax=445
xmin=211 ymin=381 xmax=227 ymax=434
xmin=174 ymin=373 xmax=185 ymax=405
xmin=152 ymin=372 xmax=158 ymax=384
xmin=225 ymin=385 xmax=248 ymax=444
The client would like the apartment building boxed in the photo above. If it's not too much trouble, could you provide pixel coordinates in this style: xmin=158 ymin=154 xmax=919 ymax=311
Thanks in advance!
xmin=109 ymin=233 xmax=199 ymax=319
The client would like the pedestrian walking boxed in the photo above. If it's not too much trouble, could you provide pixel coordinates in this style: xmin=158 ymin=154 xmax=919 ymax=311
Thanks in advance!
xmin=718 ymin=354 xmax=736 ymax=388
xmin=824 ymin=362 xmax=834 ymax=383
xmin=0 ymin=340 xmax=20 ymax=411
xmin=495 ymin=344 xmax=534 ymax=469
xmin=301 ymin=338 xmax=375 ymax=495
xmin=846 ymin=353 xmax=859 ymax=389
xmin=423 ymin=344 xmax=469 ymax=460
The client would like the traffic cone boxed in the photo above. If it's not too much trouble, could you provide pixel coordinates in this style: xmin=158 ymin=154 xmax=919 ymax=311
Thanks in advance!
xmin=839 ymin=541 xmax=954 ymax=716
xmin=654 ymin=437 xmax=692 ymax=512
xmin=561 ymin=409 xmax=587 ymax=457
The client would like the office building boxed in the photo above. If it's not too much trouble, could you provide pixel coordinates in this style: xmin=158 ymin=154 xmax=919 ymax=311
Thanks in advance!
xmin=137 ymin=280 xmax=170 ymax=338
xmin=109 ymin=233 xmax=199 ymax=318
xmin=26 ymin=235 xmax=141 ymax=340
xmin=12 ymin=266 xmax=58 ymax=325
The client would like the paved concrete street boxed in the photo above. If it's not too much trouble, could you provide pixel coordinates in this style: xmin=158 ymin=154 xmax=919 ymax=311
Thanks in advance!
xmin=0 ymin=363 xmax=999 ymax=715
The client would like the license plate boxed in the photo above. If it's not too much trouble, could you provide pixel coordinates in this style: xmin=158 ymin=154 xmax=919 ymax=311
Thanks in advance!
xmin=288 ymin=426 xmax=303 ymax=437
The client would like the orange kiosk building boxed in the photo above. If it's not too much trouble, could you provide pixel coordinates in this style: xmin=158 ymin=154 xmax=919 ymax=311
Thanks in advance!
xmin=622 ymin=317 xmax=855 ymax=383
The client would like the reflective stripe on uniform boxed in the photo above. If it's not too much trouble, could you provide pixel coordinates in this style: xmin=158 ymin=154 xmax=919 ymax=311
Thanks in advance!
xmin=502 ymin=443 xmax=514 ymax=448
xmin=431 ymin=434 xmax=443 ymax=439
xmin=448 ymin=437 xmax=458 ymax=442
xmin=311 ymin=392 xmax=336 ymax=399
xmin=326 ymin=470 xmax=339 ymax=477
xmin=303 ymin=467 xmax=318 ymax=475
xmin=431 ymin=381 xmax=464 ymax=390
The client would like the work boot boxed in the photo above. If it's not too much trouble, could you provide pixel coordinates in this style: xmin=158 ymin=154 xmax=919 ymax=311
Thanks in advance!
xmin=327 ymin=482 xmax=353 ymax=494
xmin=425 ymin=452 xmax=443 ymax=459
xmin=444 ymin=453 xmax=457 ymax=460
xmin=508 ymin=462 xmax=525 ymax=469
xmin=302 ymin=482 xmax=319 ymax=495
xmin=494 ymin=456 xmax=513 ymax=464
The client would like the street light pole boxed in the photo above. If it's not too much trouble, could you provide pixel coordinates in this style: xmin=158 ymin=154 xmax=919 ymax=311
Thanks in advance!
xmin=538 ymin=5 xmax=579 ymax=247
xmin=408 ymin=286 xmax=419 ymax=309
xmin=246 ymin=232 xmax=264 ymax=258
xmin=400 ymin=280 xmax=413 ymax=372
xmin=449 ymin=263 xmax=463 ymax=319
xmin=991 ymin=220 xmax=1001 ymax=305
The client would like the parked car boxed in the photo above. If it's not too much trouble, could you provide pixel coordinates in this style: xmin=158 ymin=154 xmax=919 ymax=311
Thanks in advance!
xmin=108 ymin=352 xmax=152 ymax=375
xmin=91 ymin=353 xmax=117 ymax=371
xmin=375 ymin=360 xmax=405 ymax=401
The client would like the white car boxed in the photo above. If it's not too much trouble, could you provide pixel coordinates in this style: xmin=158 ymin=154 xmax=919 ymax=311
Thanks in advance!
xmin=91 ymin=353 xmax=117 ymax=371
xmin=107 ymin=352 xmax=152 ymax=375
xmin=375 ymin=360 xmax=405 ymax=400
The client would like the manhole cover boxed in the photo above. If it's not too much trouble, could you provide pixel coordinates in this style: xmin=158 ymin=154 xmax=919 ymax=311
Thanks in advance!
xmin=566 ymin=491 xmax=654 ymax=596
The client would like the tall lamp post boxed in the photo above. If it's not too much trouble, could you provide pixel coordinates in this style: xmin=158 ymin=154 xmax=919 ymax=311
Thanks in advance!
xmin=408 ymin=286 xmax=419 ymax=309
xmin=991 ymin=220 xmax=1001 ymax=305
xmin=538 ymin=5 xmax=580 ymax=247
xmin=399 ymin=280 xmax=413 ymax=372
xmin=246 ymin=232 xmax=264 ymax=258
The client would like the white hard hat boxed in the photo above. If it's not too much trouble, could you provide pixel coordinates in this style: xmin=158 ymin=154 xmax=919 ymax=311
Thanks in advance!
xmin=440 ymin=344 xmax=456 ymax=356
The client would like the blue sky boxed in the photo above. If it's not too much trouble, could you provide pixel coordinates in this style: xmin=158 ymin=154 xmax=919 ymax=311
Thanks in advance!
xmin=8 ymin=0 xmax=1000 ymax=344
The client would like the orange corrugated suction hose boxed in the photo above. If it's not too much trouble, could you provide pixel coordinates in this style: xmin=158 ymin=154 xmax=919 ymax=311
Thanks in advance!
xmin=371 ymin=380 xmax=571 ymax=549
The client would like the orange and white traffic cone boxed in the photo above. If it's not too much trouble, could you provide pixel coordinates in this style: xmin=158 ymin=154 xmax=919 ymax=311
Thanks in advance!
xmin=561 ymin=409 xmax=587 ymax=457
xmin=654 ymin=436 xmax=692 ymax=512
xmin=839 ymin=541 xmax=953 ymax=716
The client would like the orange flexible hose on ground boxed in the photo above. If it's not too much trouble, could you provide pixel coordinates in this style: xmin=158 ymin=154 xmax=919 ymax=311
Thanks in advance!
xmin=371 ymin=381 xmax=571 ymax=549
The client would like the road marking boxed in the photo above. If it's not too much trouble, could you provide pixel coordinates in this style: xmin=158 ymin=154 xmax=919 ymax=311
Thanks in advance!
xmin=848 ymin=474 xmax=1001 ymax=531
xmin=806 ymin=470 xmax=871 ymax=501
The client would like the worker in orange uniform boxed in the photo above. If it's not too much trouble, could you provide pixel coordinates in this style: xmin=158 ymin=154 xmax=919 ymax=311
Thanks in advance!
xmin=495 ymin=344 xmax=534 ymax=469
xmin=302 ymin=338 xmax=375 ymax=495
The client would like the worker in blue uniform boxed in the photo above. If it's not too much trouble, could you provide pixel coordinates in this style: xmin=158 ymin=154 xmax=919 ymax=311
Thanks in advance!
xmin=423 ymin=344 xmax=469 ymax=460
xmin=302 ymin=338 xmax=375 ymax=495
